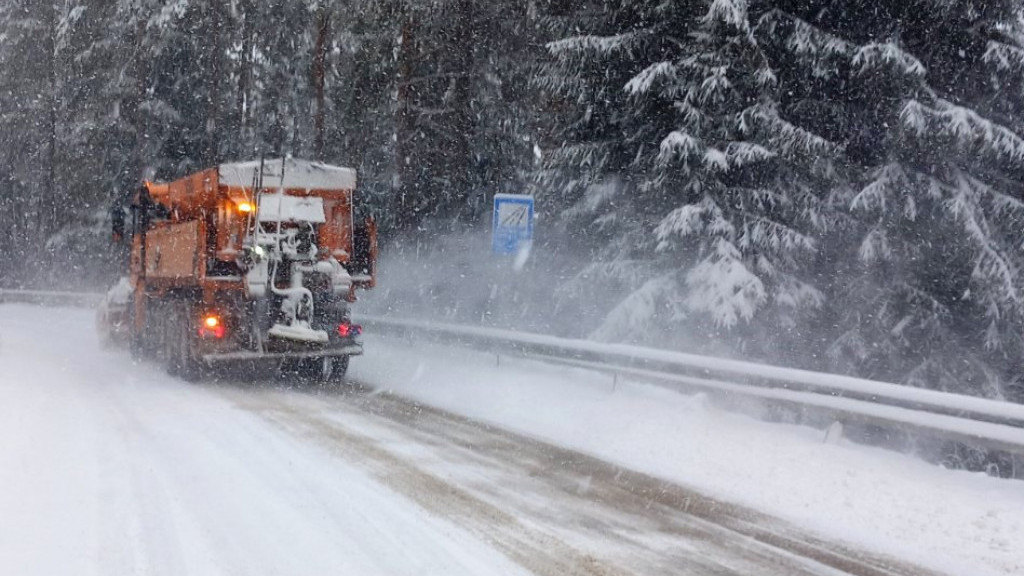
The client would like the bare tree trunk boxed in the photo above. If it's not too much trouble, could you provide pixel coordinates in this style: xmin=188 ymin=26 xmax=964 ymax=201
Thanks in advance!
xmin=131 ymin=14 xmax=149 ymax=182
xmin=234 ymin=0 xmax=253 ymax=156
xmin=312 ymin=0 xmax=330 ymax=161
xmin=449 ymin=0 xmax=474 ymax=223
xmin=205 ymin=0 xmax=222 ymax=165
xmin=42 ymin=2 xmax=59 ymax=239
xmin=238 ymin=32 xmax=250 ymax=139
xmin=393 ymin=9 xmax=418 ymax=231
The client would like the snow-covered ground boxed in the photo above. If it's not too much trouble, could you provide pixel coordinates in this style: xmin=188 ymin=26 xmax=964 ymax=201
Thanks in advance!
xmin=351 ymin=334 xmax=1024 ymax=576
xmin=0 ymin=305 xmax=530 ymax=576
xmin=3 ymin=302 xmax=1021 ymax=575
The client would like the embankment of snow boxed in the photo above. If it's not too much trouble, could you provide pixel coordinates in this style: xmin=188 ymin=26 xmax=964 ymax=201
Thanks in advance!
xmin=352 ymin=335 xmax=1024 ymax=576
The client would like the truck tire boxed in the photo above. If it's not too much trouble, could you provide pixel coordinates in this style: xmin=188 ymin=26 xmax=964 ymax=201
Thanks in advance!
xmin=290 ymin=357 xmax=332 ymax=384
xmin=168 ymin=310 xmax=202 ymax=381
xmin=129 ymin=334 xmax=145 ymax=360
xmin=285 ymin=356 xmax=345 ymax=385
xmin=164 ymin=314 xmax=179 ymax=377
xmin=328 ymin=356 xmax=349 ymax=383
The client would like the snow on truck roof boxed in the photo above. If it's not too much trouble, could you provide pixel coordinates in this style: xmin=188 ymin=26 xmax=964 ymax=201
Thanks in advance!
xmin=257 ymin=192 xmax=327 ymax=224
xmin=218 ymin=158 xmax=357 ymax=191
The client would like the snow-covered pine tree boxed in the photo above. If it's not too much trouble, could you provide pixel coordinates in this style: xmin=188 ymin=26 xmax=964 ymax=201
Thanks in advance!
xmin=324 ymin=0 xmax=402 ymax=215
xmin=537 ymin=0 xmax=839 ymax=350
xmin=105 ymin=0 xmax=228 ymax=181
xmin=106 ymin=1 xmax=329 ymax=176
xmin=460 ymin=3 xmax=550 ymax=223
xmin=239 ymin=1 xmax=321 ymax=160
xmin=532 ymin=1 xmax=669 ymax=338
xmin=0 ymin=1 xmax=55 ymax=283
xmin=384 ymin=0 xmax=546 ymax=236
xmin=41 ymin=0 xmax=129 ymax=287
xmin=762 ymin=1 xmax=1024 ymax=397
xmin=639 ymin=0 xmax=838 ymax=352
xmin=0 ymin=0 xmax=109 ymax=286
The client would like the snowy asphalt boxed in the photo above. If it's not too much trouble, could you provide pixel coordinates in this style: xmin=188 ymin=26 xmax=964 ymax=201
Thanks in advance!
xmin=0 ymin=304 xmax=935 ymax=575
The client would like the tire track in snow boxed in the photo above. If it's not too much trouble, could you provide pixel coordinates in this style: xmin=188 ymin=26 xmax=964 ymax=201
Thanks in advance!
xmin=228 ymin=388 xmax=629 ymax=576
xmin=2 ymin=304 xmax=535 ymax=576
xmin=218 ymin=382 xmax=937 ymax=576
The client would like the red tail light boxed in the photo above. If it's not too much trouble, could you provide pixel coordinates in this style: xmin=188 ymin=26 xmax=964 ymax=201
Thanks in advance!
xmin=338 ymin=323 xmax=362 ymax=338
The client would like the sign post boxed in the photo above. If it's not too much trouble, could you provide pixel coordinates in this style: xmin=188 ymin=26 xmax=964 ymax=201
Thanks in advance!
xmin=491 ymin=194 xmax=534 ymax=255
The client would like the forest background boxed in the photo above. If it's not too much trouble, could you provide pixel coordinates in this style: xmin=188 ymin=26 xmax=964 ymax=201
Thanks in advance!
xmin=3 ymin=0 xmax=1024 ymax=401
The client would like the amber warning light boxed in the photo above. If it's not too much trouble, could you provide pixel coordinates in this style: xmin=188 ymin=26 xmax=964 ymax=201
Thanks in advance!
xmin=199 ymin=314 xmax=226 ymax=339
xmin=237 ymin=201 xmax=254 ymax=213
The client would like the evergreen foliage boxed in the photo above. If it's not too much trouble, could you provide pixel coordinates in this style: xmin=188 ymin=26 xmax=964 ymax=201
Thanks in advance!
xmin=763 ymin=1 xmax=1024 ymax=395
xmin=536 ymin=0 xmax=1024 ymax=398
xmin=2 ymin=0 xmax=1024 ymax=398
xmin=537 ymin=0 xmax=839 ymax=352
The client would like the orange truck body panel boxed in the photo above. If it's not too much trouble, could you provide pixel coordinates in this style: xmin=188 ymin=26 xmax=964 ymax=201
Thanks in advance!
xmin=144 ymin=220 xmax=203 ymax=282
xmin=142 ymin=172 xmax=360 ymax=280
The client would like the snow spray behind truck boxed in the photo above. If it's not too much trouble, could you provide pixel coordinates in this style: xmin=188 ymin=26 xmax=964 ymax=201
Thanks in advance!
xmin=98 ymin=158 xmax=377 ymax=381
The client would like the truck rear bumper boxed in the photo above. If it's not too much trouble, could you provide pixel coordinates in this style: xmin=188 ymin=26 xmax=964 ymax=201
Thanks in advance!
xmin=201 ymin=344 xmax=363 ymax=364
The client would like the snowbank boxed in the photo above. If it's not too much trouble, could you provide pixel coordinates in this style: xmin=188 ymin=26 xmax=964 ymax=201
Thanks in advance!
xmin=352 ymin=335 xmax=1024 ymax=576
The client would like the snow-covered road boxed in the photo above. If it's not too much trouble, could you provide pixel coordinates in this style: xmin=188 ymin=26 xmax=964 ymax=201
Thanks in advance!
xmin=0 ymin=304 xmax=975 ymax=575
xmin=0 ymin=305 xmax=529 ymax=576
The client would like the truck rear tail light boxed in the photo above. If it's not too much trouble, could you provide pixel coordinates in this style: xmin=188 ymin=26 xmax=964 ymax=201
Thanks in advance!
xmin=199 ymin=314 xmax=226 ymax=339
xmin=338 ymin=323 xmax=362 ymax=338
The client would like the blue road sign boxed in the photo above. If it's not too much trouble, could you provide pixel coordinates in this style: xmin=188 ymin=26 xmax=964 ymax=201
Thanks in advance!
xmin=492 ymin=194 xmax=534 ymax=254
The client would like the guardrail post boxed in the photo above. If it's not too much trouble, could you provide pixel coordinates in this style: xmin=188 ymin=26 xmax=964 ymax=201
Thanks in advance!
xmin=824 ymin=420 xmax=844 ymax=445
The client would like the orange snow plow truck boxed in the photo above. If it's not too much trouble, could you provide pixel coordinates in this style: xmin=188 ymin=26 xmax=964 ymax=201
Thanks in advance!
xmin=99 ymin=158 xmax=377 ymax=382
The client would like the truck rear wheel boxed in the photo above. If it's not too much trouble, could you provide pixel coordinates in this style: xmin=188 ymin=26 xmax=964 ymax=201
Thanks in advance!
xmin=167 ymin=309 xmax=202 ymax=381
xmin=328 ymin=356 xmax=349 ymax=383
xmin=285 ymin=356 xmax=347 ymax=385
xmin=280 ymin=357 xmax=320 ymax=384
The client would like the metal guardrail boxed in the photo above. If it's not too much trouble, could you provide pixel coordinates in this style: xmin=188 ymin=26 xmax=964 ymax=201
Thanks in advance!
xmin=0 ymin=289 xmax=103 ymax=307
xmin=356 ymin=315 xmax=1024 ymax=470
